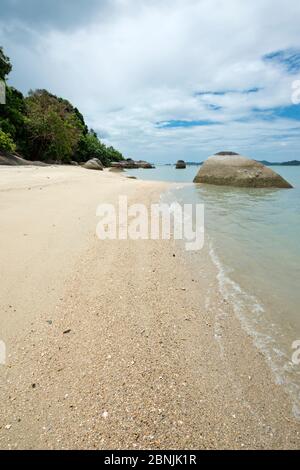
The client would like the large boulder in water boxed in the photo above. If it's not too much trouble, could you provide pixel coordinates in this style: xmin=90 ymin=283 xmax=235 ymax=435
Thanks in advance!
xmin=193 ymin=152 xmax=292 ymax=188
xmin=176 ymin=160 xmax=186 ymax=169
xmin=83 ymin=158 xmax=104 ymax=171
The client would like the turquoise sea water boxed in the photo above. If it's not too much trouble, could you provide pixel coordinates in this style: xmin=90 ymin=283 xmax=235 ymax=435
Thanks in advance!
xmin=129 ymin=165 xmax=300 ymax=415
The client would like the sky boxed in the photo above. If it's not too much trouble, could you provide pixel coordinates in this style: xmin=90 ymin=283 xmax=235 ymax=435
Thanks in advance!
xmin=1 ymin=0 xmax=300 ymax=163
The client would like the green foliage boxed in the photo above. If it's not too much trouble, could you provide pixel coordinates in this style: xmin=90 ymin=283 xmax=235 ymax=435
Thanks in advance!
xmin=0 ymin=47 xmax=12 ymax=80
xmin=0 ymin=129 xmax=16 ymax=152
xmin=105 ymin=145 xmax=124 ymax=162
xmin=75 ymin=129 xmax=123 ymax=166
xmin=0 ymin=47 xmax=27 ymax=154
xmin=25 ymin=90 xmax=85 ymax=162
xmin=76 ymin=130 xmax=107 ymax=163
xmin=0 ymin=46 xmax=125 ymax=164
xmin=0 ymin=86 xmax=26 ymax=143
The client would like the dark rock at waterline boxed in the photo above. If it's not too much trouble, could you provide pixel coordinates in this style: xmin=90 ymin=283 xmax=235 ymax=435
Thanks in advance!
xmin=136 ymin=160 xmax=154 ymax=169
xmin=176 ymin=160 xmax=186 ymax=169
xmin=109 ymin=167 xmax=124 ymax=172
xmin=193 ymin=153 xmax=293 ymax=188
xmin=110 ymin=159 xmax=155 ymax=169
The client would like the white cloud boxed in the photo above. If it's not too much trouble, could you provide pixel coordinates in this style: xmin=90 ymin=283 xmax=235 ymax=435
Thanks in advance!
xmin=1 ymin=0 xmax=300 ymax=162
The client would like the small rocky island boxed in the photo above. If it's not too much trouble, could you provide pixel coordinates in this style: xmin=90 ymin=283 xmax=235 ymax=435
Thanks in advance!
xmin=193 ymin=152 xmax=293 ymax=188
xmin=176 ymin=160 xmax=186 ymax=169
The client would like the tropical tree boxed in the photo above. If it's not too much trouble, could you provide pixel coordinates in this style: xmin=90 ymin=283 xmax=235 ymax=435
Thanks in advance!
xmin=105 ymin=145 xmax=124 ymax=163
xmin=0 ymin=87 xmax=26 ymax=143
xmin=0 ymin=47 xmax=12 ymax=80
xmin=25 ymin=90 xmax=84 ymax=162
xmin=0 ymin=46 xmax=126 ymax=164
xmin=75 ymin=129 xmax=123 ymax=165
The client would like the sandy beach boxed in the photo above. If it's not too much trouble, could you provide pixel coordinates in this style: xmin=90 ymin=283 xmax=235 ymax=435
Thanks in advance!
xmin=0 ymin=165 xmax=299 ymax=450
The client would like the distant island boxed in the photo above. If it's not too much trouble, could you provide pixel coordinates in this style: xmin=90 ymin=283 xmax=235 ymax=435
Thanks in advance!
xmin=164 ymin=160 xmax=300 ymax=166
xmin=164 ymin=162 xmax=203 ymax=166
xmin=257 ymin=160 xmax=300 ymax=166
xmin=186 ymin=162 xmax=204 ymax=166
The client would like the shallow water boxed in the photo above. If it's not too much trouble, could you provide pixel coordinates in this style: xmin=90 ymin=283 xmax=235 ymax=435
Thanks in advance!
xmin=129 ymin=164 xmax=300 ymax=414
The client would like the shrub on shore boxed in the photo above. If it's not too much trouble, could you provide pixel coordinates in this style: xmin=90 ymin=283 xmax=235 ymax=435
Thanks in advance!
xmin=0 ymin=129 xmax=16 ymax=152
xmin=75 ymin=129 xmax=123 ymax=165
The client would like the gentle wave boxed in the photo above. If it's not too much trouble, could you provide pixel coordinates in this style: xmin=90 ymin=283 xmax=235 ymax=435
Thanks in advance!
xmin=155 ymin=166 xmax=300 ymax=418
xmin=209 ymin=239 xmax=300 ymax=420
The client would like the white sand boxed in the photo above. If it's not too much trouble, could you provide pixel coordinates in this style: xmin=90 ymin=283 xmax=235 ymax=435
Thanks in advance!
xmin=0 ymin=165 xmax=299 ymax=449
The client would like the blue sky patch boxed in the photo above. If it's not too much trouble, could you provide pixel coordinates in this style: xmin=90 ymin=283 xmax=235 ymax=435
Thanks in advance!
xmin=195 ymin=87 xmax=261 ymax=97
xmin=263 ymin=49 xmax=300 ymax=73
xmin=156 ymin=119 xmax=219 ymax=128
xmin=196 ymin=90 xmax=228 ymax=96
xmin=273 ymin=105 xmax=300 ymax=120
xmin=206 ymin=104 xmax=223 ymax=111
xmin=252 ymin=105 xmax=300 ymax=121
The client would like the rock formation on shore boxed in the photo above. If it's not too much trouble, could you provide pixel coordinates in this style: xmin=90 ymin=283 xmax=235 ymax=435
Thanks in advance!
xmin=111 ymin=159 xmax=155 ymax=169
xmin=109 ymin=167 xmax=124 ymax=172
xmin=83 ymin=158 xmax=104 ymax=171
xmin=136 ymin=160 xmax=154 ymax=169
xmin=0 ymin=151 xmax=47 ymax=166
xmin=176 ymin=160 xmax=186 ymax=169
xmin=193 ymin=152 xmax=293 ymax=188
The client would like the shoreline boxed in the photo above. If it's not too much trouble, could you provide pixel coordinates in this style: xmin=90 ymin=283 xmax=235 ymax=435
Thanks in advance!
xmin=163 ymin=174 xmax=300 ymax=423
xmin=0 ymin=165 xmax=299 ymax=449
